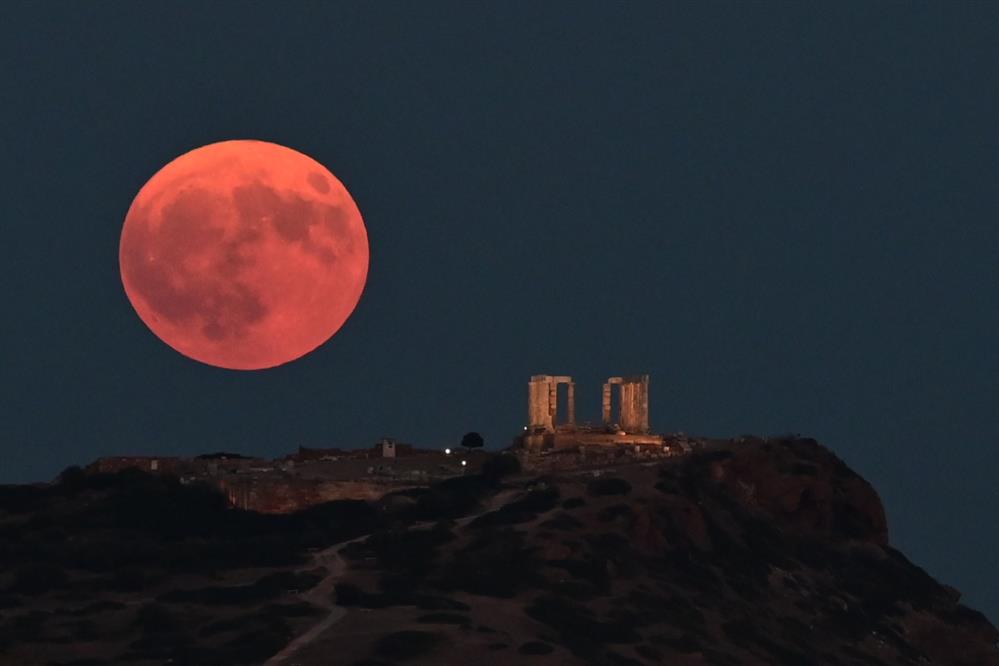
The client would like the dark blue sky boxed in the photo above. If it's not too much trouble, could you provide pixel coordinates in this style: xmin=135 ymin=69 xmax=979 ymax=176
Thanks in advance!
xmin=2 ymin=3 xmax=996 ymax=619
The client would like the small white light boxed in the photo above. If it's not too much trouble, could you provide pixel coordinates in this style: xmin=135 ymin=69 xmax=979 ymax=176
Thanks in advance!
xmin=445 ymin=448 xmax=451 ymax=455
xmin=461 ymin=460 xmax=467 ymax=467
xmin=523 ymin=426 xmax=528 ymax=431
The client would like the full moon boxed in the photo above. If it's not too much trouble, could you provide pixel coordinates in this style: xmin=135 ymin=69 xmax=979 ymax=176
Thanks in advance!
xmin=119 ymin=140 xmax=369 ymax=370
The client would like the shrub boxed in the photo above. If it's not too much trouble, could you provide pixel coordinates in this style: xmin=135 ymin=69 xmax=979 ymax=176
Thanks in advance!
xmin=597 ymin=504 xmax=635 ymax=523
xmin=333 ymin=582 xmax=363 ymax=606
xmin=541 ymin=512 xmax=583 ymax=531
xmin=63 ymin=600 xmax=126 ymax=616
xmin=4 ymin=610 xmax=49 ymax=642
xmin=333 ymin=582 xmax=407 ymax=609
xmin=439 ymin=528 xmax=540 ymax=597
xmin=519 ymin=641 xmax=554 ymax=655
xmin=109 ymin=566 xmax=163 ymax=592
xmin=405 ymin=475 xmax=492 ymax=521
xmin=8 ymin=564 xmax=68 ymax=595
xmin=158 ymin=570 xmax=321 ymax=606
xmin=262 ymin=601 xmax=323 ymax=618
xmin=55 ymin=466 xmax=87 ymax=492
xmin=481 ymin=454 xmax=521 ymax=482
xmin=526 ymin=595 xmax=641 ymax=648
xmin=413 ymin=595 xmax=469 ymax=611
xmin=635 ymin=644 xmax=663 ymax=661
xmin=361 ymin=524 xmax=455 ymax=575
xmin=586 ymin=478 xmax=632 ymax=496
xmin=460 ymin=432 xmax=485 ymax=450
xmin=222 ymin=623 xmax=293 ymax=664
xmin=133 ymin=603 xmax=180 ymax=634
xmin=417 ymin=612 xmax=470 ymax=625
xmin=254 ymin=570 xmax=323 ymax=594
xmin=469 ymin=486 xmax=559 ymax=528
xmin=373 ymin=630 xmax=442 ymax=660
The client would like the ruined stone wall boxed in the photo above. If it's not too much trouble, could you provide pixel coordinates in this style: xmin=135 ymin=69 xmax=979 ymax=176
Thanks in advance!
xmin=217 ymin=477 xmax=417 ymax=514
xmin=517 ymin=443 xmax=684 ymax=473
xmin=88 ymin=457 xmax=186 ymax=475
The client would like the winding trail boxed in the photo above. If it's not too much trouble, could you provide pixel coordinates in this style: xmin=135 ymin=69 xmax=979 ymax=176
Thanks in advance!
xmin=262 ymin=535 xmax=357 ymax=665
xmin=263 ymin=487 xmax=520 ymax=665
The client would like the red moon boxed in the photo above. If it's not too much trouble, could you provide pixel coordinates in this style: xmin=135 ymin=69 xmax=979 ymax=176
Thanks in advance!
xmin=119 ymin=140 xmax=369 ymax=370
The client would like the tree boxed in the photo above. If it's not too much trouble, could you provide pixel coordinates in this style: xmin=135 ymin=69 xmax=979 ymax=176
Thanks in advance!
xmin=460 ymin=432 xmax=484 ymax=450
xmin=56 ymin=465 xmax=87 ymax=493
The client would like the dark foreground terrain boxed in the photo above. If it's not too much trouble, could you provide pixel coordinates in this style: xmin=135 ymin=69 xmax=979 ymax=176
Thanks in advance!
xmin=1 ymin=438 xmax=996 ymax=665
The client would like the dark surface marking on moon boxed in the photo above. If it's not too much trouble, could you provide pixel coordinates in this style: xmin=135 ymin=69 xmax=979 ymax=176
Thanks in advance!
xmin=232 ymin=181 xmax=347 ymax=265
xmin=122 ymin=186 xmax=268 ymax=341
xmin=321 ymin=206 xmax=353 ymax=249
xmin=217 ymin=211 xmax=264 ymax=278
xmin=218 ymin=229 xmax=260 ymax=277
xmin=307 ymin=172 xmax=330 ymax=193
xmin=200 ymin=282 xmax=268 ymax=341
xmin=233 ymin=182 xmax=314 ymax=244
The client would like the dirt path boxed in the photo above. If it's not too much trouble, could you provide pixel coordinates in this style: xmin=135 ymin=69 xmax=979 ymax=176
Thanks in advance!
xmin=263 ymin=485 xmax=521 ymax=665
xmin=262 ymin=529 xmax=370 ymax=666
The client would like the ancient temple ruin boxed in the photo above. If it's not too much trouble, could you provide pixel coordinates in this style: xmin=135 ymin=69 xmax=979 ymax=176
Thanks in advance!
xmin=602 ymin=375 xmax=650 ymax=434
xmin=519 ymin=373 xmax=664 ymax=450
xmin=527 ymin=375 xmax=576 ymax=431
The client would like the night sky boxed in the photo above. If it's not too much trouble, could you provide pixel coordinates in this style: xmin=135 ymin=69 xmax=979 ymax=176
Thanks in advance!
xmin=3 ymin=3 xmax=997 ymax=619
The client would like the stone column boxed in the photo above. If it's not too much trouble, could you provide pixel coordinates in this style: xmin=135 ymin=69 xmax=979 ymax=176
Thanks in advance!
xmin=528 ymin=380 xmax=540 ymax=427
xmin=620 ymin=382 xmax=636 ymax=432
xmin=602 ymin=383 xmax=612 ymax=425
xmin=548 ymin=381 xmax=558 ymax=426
xmin=567 ymin=382 xmax=576 ymax=426
xmin=638 ymin=375 xmax=650 ymax=433
xmin=528 ymin=378 xmax=554 ymax=431
xmin=619 ymin=376 xmax=651 ymax=433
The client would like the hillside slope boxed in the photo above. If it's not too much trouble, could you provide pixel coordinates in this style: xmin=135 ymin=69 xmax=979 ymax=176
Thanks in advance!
xmin=0 ymin=438 xmax=996 ymax=666
xmin=296 ymin=438 xmax=998 ymax=665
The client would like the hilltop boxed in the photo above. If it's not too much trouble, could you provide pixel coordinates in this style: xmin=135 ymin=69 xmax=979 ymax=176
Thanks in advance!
xmin=0 ymin=437 xmax=995 ymax=665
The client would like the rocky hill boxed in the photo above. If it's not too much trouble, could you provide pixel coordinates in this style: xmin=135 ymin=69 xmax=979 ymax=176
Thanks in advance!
xmin=0 ymin=437 xmax=996 ymax=665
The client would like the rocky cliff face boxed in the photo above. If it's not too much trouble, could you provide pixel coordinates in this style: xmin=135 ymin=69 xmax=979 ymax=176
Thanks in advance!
xmin=299 ymin=437 xmax=998 ymax=666
xmin=705 ymin=437 xmax=889 ymax=545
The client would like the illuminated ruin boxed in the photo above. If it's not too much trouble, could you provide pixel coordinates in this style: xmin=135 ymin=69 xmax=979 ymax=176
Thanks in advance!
xmin=518 ymin=373 xmax=664 ymax=450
